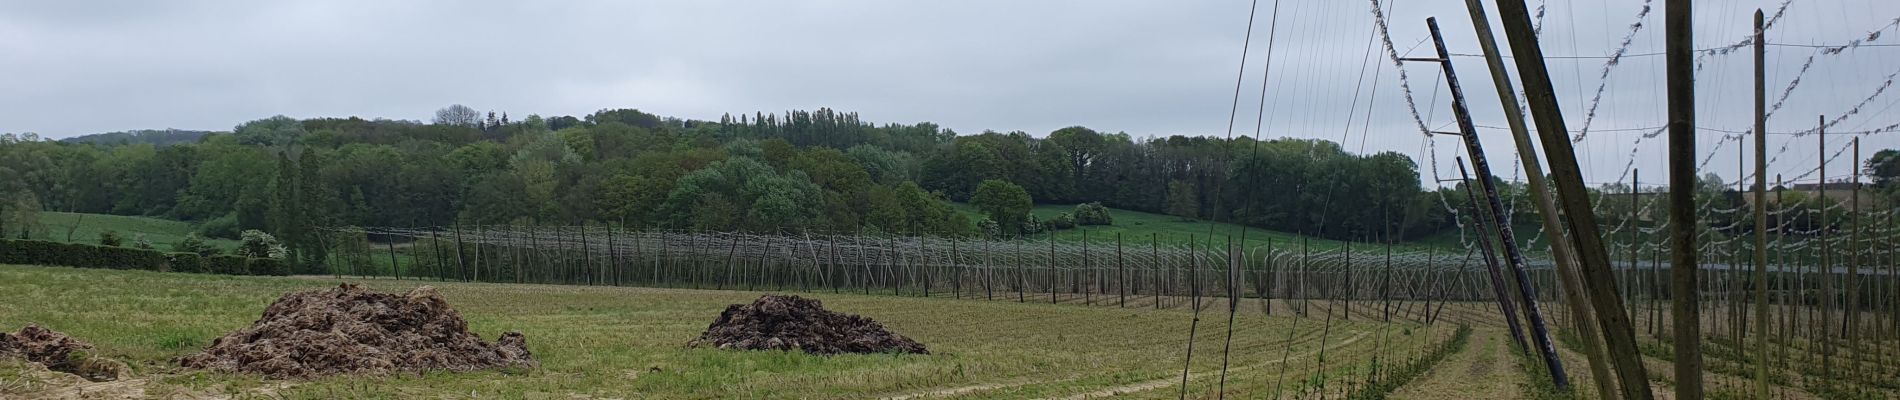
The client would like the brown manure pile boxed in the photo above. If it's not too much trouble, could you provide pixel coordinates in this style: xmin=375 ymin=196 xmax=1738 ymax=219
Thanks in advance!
xmin=689 ymin=295 xmax=927 ymax=355
xmin=178 ymin=284 xmax=536 ymax=378
xmin=1 ymin=324 xmax=121 ymax=381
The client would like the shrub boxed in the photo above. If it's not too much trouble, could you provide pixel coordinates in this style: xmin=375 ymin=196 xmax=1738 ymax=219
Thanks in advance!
xmin=133 ymin=234 xmax=155 ymax=250
xmin=237 ymin=230 xmax=287 ymax=259
xmin=247 ymin=257 xmax=290 ymax=276
xmin=174 ymin=233 xmax=219 ymax=256
xmin=98 ymin=230 xmax=123 ymax=247
xmin=199 ymin=213 xmax=240 ymax=239
xmin=1074 ymin=202 xmax=1113 ymax=226
xmin=206 ymin=255 xmax=248 ymax=275
xmin=0 ymin=239 xmax=286 ymax=276
xmin=166 ymin=252 xmax=205 ymax=273
xmin=1020 ymin=214 xmax=1045 ymax=235
xmin=977 ymin=218 xmax=1001 ymax=239
xmin=1046 ymin=212 xmax=1077 ymax=230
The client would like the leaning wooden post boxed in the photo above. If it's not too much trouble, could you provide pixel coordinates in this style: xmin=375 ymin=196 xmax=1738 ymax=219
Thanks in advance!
xmin=890 ymin=236 xmax=900 ymax=296
xmin=1486 ymin=0 xmax=1657 ymax=396
xmin=1216 ymin=234 xmax=1239 ymax=395
xmin=1445 ymin=10 xmax=1620 ymax=392
xmin=720 ymin=235 xmax=738 ymax=290
xmin=452 ymin=222 xmax=469 ymax=282
xmin=828 ymin=236 xmax=841 ymax=294
xmin=428 ymin=230 xmax=445 ymax=281
xmin=385 ymin=231 xmax=399 ymax=279
xmin=858 ymin=233 xmax=871 ymax=295
xmin=323 ymin=230 xmax=340 ymax=280
xmin=1414 ymin=18 xmax=1563 ymax=385
xmin=579 ymin=222 xmax=594 ymax=285
xmin=1459 ymin=159 xmax=1530 ymax=351
xmin=757 ymin=235 xmax=773 ymax=292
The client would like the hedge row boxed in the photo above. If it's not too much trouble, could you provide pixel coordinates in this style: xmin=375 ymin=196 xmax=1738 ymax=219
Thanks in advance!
xmin=0 ymin=239 xmax=287 ymax=276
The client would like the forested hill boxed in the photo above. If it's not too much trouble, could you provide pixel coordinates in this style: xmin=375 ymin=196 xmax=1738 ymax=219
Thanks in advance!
xmin=59 ymin=129 xmax=215 ymax=147
xmin=0 ymin=106 xmax=1467 ymax=253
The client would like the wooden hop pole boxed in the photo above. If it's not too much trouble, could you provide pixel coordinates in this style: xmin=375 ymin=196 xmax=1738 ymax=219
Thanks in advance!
xmin=1447 ymin=8 xmax=1619 ymax=395
xmin=1420 ymin=20 xmax=1566 ymax=386
xmin=1751 ymin=10 xmax=1770 ymax=397
xmin=1487 ymin=0 xmax=1656 ymax=397
xmin=1666 ymin=0 xmax=1704 ymax=396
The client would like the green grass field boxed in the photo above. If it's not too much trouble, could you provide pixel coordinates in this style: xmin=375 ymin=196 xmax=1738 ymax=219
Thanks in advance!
xmin=0 ymin=264 xmax=1457 ymax=399
xmin=28 ymin=212 xmax=239 ymax=252
xmin=955 ymin=203 xmax=1456 ymax=253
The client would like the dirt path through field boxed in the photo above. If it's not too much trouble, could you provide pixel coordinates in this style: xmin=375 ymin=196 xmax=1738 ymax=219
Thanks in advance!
xmin=1389 ymin=329 xmax=1520 ymax=399
xmin=1040 ymin=331 xmax=1372 ymax=400
xmin=880 ymin=331 xmax=1374 ymax=400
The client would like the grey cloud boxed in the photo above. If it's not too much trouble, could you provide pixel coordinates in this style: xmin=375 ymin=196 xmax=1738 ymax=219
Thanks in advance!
xmin=1 ymin=0 xmax=1896 ymax=187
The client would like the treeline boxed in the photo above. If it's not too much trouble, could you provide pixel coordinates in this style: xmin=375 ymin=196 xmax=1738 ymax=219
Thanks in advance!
xmin=59 ymin=129 xmax=213 ymax=147
xmin=0 ymin=105 xmax=1479 ymax=270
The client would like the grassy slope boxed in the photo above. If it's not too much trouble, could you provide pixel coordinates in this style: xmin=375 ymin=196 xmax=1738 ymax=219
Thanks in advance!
xmin=958 ymin=203 xmax=1458 ymax=252
xmin=30 ymin=212 xmax=240 ymax=251
xmin=41 ymin=205 xmax=1463 ymax=258
xmin=0 ymin=265 xmax=1457 ymax=399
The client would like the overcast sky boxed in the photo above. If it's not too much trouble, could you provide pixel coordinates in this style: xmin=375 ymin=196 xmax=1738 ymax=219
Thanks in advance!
xmin=3 ymin=0 xmax=1897 ymax=188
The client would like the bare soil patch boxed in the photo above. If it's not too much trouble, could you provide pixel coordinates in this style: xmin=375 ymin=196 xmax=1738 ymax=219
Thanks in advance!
xmin=0 ymin=325 xmax=122 ymax=382
xmin=178 ymin=283 xmax=536 ymax=378
xmin=690 ymin=294 xmax=928 ymax=355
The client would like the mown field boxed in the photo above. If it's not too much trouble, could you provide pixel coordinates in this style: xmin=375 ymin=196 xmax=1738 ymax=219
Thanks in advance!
xmin=0 ymin=264 xmax=1461 ymax=399
xmin=27 ymin=212 xmax=240 ymax=251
